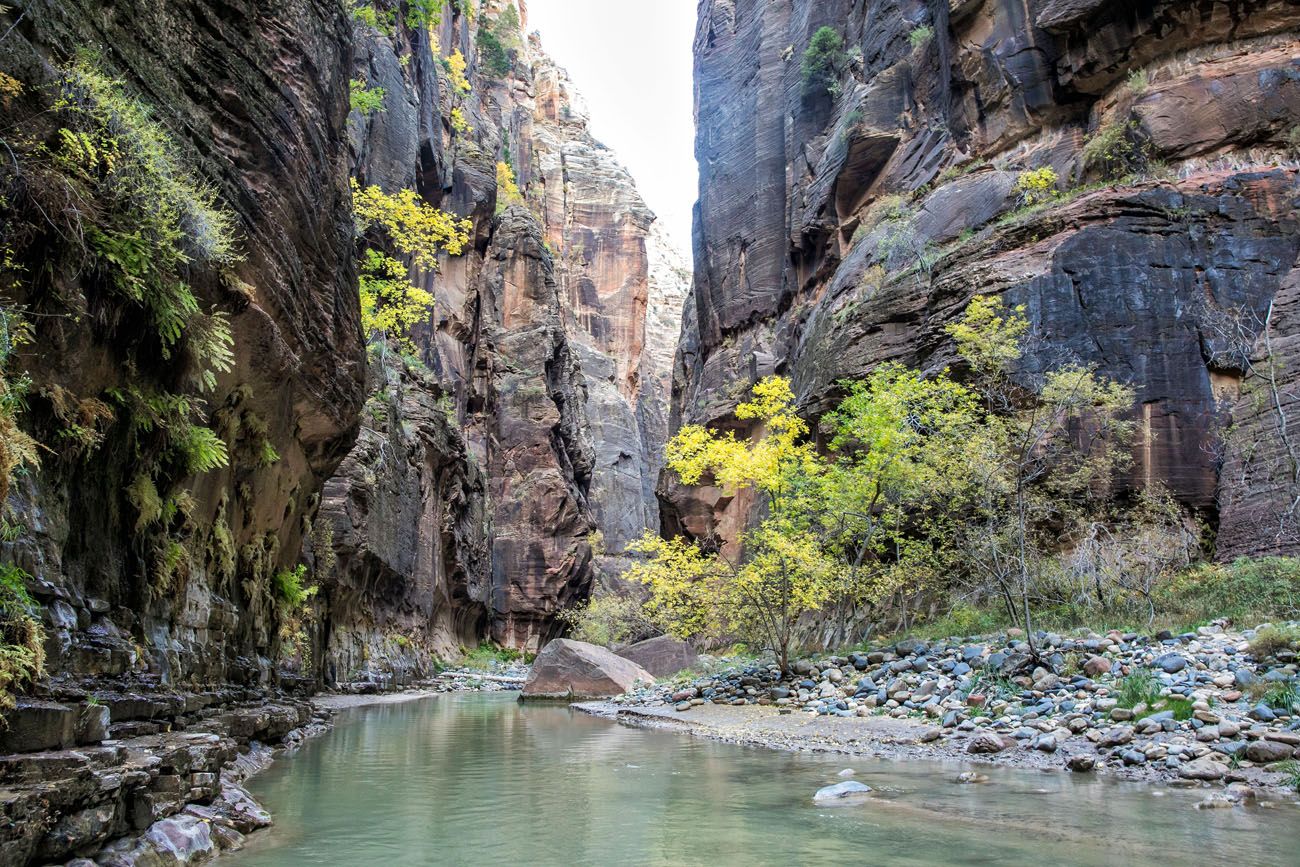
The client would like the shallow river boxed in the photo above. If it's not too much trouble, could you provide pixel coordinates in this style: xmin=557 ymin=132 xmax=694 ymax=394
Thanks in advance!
xmin=229 ymin=692 xmax=1298 ymax=866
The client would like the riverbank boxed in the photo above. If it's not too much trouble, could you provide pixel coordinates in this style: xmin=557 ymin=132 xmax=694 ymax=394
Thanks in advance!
xmin=581 ymin=621 xmax=1300 ymax=803
xmin=0 ymin=667 xmax=526 ymax=866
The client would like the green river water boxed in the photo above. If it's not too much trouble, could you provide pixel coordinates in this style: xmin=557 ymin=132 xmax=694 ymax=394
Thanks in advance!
xmin=228 ymin=692 xmax=1299 ymax=866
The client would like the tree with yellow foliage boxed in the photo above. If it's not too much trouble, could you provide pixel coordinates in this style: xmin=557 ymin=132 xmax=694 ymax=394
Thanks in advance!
xmin=633 ymin=376 xmax=840 ymax=671
xmin=350 ymin=180 xmax=472 ymax=350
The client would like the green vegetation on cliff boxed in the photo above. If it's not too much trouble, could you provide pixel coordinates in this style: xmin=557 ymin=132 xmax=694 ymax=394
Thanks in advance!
xmin=584 ymin=299 xmax=1205 ymax=668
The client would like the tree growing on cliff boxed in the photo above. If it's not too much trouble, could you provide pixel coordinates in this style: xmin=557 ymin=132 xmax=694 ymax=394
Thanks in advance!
xmin=801 ymin=26 xmax=847 ymax=98
xmin=351 ymin=180 xmax=472 ymax=350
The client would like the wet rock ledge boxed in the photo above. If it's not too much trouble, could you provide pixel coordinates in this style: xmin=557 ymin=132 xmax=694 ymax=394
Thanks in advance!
xmin=0 ymin=696 xmax=327 ymax=866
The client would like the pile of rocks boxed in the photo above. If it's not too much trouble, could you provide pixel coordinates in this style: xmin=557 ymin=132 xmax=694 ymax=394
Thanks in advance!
xmin=614 ymin=622 xmax=1300 ymax=789
xmin=433 ymin=660 xmax=530 ymax=693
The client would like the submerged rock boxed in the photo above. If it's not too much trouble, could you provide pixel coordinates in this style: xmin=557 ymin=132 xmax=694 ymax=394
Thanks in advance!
xmin=522 ymin=639 xmax=655 ymax=700
xmin=813 ymin=781 xmax=872 ymax=802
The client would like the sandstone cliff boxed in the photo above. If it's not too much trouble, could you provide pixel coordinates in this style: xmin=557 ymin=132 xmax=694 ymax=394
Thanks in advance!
xmin=0 ymin=0 xmax=365 ymax=699
xmin=668 ymin=0 xmax=1300 ymax=560
xmin=314 ymin=0 xmax=690 ymax=672
xmin=0 ymin=0 xmax=687 ymax=710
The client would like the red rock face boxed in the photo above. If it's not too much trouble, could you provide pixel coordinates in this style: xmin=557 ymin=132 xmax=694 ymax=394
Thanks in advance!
xmin=669 ymin=0 xmax=1300 ymax=559
xmin=318 ymin=6 xmax=689 ymax=661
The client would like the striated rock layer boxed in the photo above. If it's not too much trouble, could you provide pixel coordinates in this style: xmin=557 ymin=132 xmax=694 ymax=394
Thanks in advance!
xmin=1 ymin=0 xmax=364 ymax=695
xmin=315 ymin=2 xmax=690 ymax=666
xmin=668 ymin=0 xmax=1300 ymax=560
xmin=0 ymin=0 xmax=687 ymax=710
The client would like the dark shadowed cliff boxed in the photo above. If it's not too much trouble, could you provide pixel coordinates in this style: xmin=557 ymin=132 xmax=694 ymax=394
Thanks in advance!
xmin=666 ymin=0 xmax=1300 ymax=561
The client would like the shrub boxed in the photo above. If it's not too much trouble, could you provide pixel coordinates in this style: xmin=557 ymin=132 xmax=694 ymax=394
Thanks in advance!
xmin=476 ymin=27 xmax=512 ymax=77
xmin=801 ymin=26 xmax=846 ymax=97
xmin=558 ymin=594 xmax=656 ymax=647
xmin=495 ymin=160 xmax=523 ymax=212
xmin=1250 ymin=625 xmax=1300 ymax=659
xmin=444 ymin=50 xmax=471 ymax=95
xmin=405 ymin=0 xmax=443 ymax=29
xmin=1125 ymin=69 xmax=1149 ymax=95
xmin=357 ymin=249 xmax=432 ymax=350
xmin=908 ymin=25 xmax=934 ymax=50
xmin=352 ymin=180 xmax=473 ymax=270
xmin=1155 ymin=557 xmax=1300 ymax=625
xmin=349 ymin=79 xmax=386 ymax=115
xmin=450 ymin=107 xmax=473 ymax=136
xmin=351 ymin=3 xmax=395 ymax=35
xmin=1082 ymin=119 xmax=1150 ymax=180
xmin=1014 ymin=166 xmax=1059 ymax=207
xmin=461 ymin=642 xmax=527 ymax=669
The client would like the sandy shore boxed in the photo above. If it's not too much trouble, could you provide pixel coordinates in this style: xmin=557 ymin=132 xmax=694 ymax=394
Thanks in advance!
xmin=312 ymin=687 xmax=463 ymax=710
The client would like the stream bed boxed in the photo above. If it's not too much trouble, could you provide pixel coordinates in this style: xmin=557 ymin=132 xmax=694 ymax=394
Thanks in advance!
xmin=228 ymin=692 xmax=1299 ymax=866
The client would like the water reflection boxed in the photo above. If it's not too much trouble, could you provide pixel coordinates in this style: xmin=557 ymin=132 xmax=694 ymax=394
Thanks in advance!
xmin=230 ymin=693 xmax=1299 ymax=867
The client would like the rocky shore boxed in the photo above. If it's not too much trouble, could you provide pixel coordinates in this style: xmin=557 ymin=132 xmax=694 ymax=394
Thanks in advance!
xmin=0 ymin=666 xmax=526 ymax=866
xmin=586 ymin=623 xmax=1300 ymax=802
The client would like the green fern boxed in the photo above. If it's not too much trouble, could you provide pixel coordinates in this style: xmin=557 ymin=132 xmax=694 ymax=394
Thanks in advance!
xmin=273 ymin=564 xmax=317 ymax=608
xmin=126 ymin=473 xmax=163 ymax=531
xmin=175 ymin=425 xmax=228 ymax=474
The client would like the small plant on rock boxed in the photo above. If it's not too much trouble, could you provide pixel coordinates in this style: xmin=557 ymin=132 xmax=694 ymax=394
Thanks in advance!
xmin=1248 ymin=625 xmax=1299 ymax=659
xmin=1082 ymin=119 xmax=1151 ymax=181
xmin=273 ymin=564 xmax=316 ymax=609
xmin=1114 ymin=669 xmax=1164 ymax=710
xmin=0 ymin=563 xmax=44 ymax=723
xmin=1125 ymin=69 xmax=1149 ymax=95
xmin=1276 ymin=760 xmax=1300 ymax=792
xmin=908 ymin=25 xmax=934 ymax=50
xmin=1014 ymin=167 xmax=1060 ymax=207
xmin=349 ymin=78 xmax=386 ymax=116
xmin=1261 ymin=679 xmax=1299 ymax=713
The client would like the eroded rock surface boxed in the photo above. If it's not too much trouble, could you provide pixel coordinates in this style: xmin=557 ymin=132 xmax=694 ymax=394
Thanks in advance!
xmin=669 ymin=0 xmax=1300 ymax=558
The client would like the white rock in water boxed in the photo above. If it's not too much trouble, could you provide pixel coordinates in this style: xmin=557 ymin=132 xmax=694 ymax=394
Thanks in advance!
xmin=837 ymin=768 xmax=856 ymax=778
xmin=813 ymin=781 xmax=872 ymax=802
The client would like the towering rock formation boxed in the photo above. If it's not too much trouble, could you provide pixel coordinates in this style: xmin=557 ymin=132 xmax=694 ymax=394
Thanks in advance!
xmin=0 ymin=0 xmax=365 ymax=693
xmin=668 ymin=0 xmax=1300 ymax=559
xmin=315 ymin=1 xmax=689 ymax=672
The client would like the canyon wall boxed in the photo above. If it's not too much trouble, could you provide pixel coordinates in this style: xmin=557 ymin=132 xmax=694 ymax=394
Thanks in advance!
xmin=669 ymin=0 xmax=1300 ymax=559
xmin=1 ymin=0 xmax=365 ymax=702
xmin=0 ymin=0 xmax=686 ymax=714
xmin=319 ymin=2 xmax=688 ymax=672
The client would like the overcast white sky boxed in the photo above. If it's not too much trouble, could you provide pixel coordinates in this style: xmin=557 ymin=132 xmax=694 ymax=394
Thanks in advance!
xmin=525 ymin=0 xmax=697 ymax=255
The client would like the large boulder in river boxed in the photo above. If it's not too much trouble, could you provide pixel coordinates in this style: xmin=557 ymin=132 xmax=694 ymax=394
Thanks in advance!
xmin=616 ymin=636 xmax=699 ymax=677
xmin=522 ymin=639 xmax=654 ymax=700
